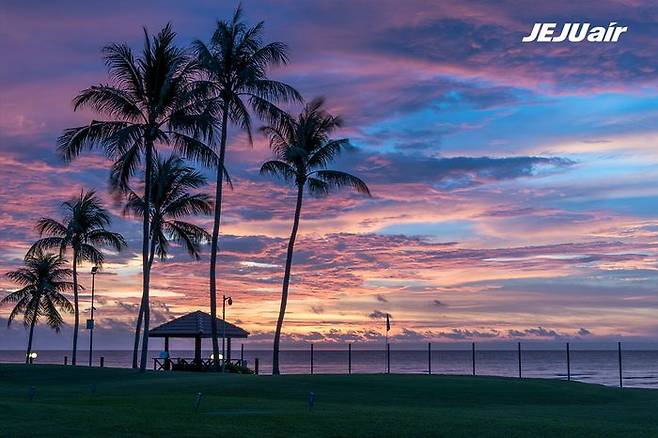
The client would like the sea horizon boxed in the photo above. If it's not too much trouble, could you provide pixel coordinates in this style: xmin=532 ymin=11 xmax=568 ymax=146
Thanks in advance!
xmin=4 ymin=348 xmax=657 ymax=388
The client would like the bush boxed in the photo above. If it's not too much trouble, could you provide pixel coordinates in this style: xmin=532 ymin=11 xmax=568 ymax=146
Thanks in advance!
xmin=224 ymin=362 xmax=254 ymax=374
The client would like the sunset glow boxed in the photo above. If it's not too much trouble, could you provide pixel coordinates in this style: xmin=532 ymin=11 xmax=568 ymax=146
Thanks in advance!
xmin=3 ymin=0 xmax=658 ymax=350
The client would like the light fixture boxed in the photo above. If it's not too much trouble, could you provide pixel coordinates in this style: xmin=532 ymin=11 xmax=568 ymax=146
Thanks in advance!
xmin=221 ymin=295 xmax=233 ymax=372
xmin=27 ymin=352 xmax=38 ymax=359
xmin=88 ymin=266 xmax=99 ymax=367
xmin=210 ymin=353 xmax=223 ymax=360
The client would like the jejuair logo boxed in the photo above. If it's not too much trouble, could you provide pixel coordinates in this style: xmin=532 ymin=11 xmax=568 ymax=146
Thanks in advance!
xmin=522 ymin=22 xmax=628 ymax=43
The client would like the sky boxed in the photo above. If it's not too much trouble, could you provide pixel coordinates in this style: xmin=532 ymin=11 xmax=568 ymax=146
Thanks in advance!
xmin=2 ymin=0 xmax=658 ymax=350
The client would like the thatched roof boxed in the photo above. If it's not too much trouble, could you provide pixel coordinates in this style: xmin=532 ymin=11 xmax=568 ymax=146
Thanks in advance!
xmin=148 ymin=310 xmax=249 ymax=338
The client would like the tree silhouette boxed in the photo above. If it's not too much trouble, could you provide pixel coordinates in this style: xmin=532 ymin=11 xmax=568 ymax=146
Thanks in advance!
xmin=29 ymin=190 xmax=125 ymax=365
xmin=260 ymin=97 xmax=371 ymax=374
xmin=57 ymin=24 xmax=217 ymax=371
xmin=124 ymin=154 xmax=213 ymax=351
xmin=193 ymin=5 xmax=300 ymax=364
xmin=2 ymin=251 xmax=74 ymax=363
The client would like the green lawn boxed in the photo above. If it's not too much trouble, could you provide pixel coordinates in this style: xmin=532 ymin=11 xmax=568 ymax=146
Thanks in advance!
xmin=1 ymin=364 xmax=657 ymax=437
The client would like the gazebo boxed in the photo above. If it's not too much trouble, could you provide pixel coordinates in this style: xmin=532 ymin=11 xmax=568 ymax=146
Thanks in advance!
xmin=149 ymin=310 xmax=249 ymax=371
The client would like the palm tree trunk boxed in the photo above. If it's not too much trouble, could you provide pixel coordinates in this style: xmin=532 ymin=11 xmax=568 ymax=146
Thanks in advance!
xmin=138 ymin=137 xmax=154 ymax=372
xmin=71 ymin=251 xmax=79 ymax=366
xmin=131 ymin=298 xmax=143 ymax=369
xmin=209 ymin=106 xmax=229 ymax=370
xmin=26 ymin=306 xmax=38 ymax=364
xmin=132 ymin=230 xmax=157 ymax=369
xmin=272 ymin=184 xmax=304 ymax=375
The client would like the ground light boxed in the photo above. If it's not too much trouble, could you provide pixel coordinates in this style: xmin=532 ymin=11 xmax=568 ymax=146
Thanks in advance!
xmin=27 ymin=352 xmax=37 ymax=364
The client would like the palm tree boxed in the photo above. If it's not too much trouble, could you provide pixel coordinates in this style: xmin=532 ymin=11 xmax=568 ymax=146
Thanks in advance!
xmin=2 ymin=251 xmax=74 ymax=363
xmin=124 ymin=154 xmax=214 ymax=367
xmin=57 ymin=24 xmax=218 ymax=371
xmin=28 ymin=190 xmax=126 ymax=366
xmin=260 ymin=97 xmax=371 ymax=374
xmin=193 ymin=5 xmax=302 ymax=364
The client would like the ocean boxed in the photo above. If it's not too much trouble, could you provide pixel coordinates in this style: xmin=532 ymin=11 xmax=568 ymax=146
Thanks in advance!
xmin=2 ymin=348 xmax=657 ymax=388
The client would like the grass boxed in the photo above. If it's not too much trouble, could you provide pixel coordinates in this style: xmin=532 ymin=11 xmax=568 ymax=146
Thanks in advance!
xmin=1 ymin=365 xmax=658 ymax=437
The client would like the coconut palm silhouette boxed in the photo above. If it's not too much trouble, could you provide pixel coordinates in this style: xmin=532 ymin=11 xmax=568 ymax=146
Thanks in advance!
xmin=124 ymin=154 xmax=213 ymax=270
xmin=29 ymin=190 xmax=125 ymax=365
xmin=57 ymin=24 xmax=217 ymax=371
xmin=193 ymin=5 xmax=301 ymax=364
xmin=260 ymin=97 xmax=371 ymax=374
xmin=3 ymin=251 xmax=74 ymax=363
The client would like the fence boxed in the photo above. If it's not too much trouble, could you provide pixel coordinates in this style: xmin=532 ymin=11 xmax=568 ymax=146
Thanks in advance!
xmin=241 ymin=341 xmax=632 ymax=388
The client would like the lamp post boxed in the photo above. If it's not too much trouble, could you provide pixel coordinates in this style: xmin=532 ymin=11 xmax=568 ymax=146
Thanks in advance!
xmin=88 ymin=266 xmax=98 ymax=367
xmin=221 ymin=294 xmax=232 ymax=372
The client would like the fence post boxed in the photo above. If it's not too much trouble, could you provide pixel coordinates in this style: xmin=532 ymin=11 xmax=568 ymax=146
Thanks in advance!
xmin=618 ymin=342 xmax=623 ymax=388
xmin=566 ymin=342 xmax=571 ymax=381
xmin=64 ymin=356 xmax=68 ymax=366
xmin=518 ymin=342 xmax=522 ymax=379
xmin=348 ymin=343 xmax=352 ymax=375
xmin=472 ymin=342 xmax=476 ymax=376
xmin=310 ymin=343 xmax=314 ymax=375
xmin=255 ymin=357 xmax=259 ymax=375
xmin=100 ymin=356 xmax=104 ymax=368
xmin=387 ymin=343 xmax=390 ymax=374
xmin=428 ymin=342 xmax=432 ymax=375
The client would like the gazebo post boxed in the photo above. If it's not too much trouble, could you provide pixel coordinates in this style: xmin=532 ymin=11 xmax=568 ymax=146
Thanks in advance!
xmin=194 ymin=335 xmax=202 ymax=365
xmin=227 ymin=338 xmax=232 ymax=363
xmin=164 ymin=336 xmax=170 ymax=371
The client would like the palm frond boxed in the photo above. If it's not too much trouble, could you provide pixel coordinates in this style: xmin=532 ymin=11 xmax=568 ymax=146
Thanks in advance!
xmin=6 ymin=295 xmax=30 ymax=326
xmin=312 ymin=170 xmax=371 ymax=196
xmin=228 ymin=94 xmax=254 ymax=145
xmin=5 ymin=269 xmax=36 ymax=287
xmin=307 ymin=177 xmax=330 ymax=197
xmin=77 ymin=244 xmax=105 ymax=266
xmin=41 ymin=298 xmax=65 ymax=332
xmin=110 ymin=143 xmax=142 ymax=193
xmin=122 ymin=189 xmax=145 ymax=218
xmin=248 ymin=94 xmax=288 ymax=127
xmin=57 ymin=121 xmax=131 ymax=162
xmin=164 ymin=194 xmax=214 ymax=218
xmin=260 ymin=160 xmax=297 ymax=183
xmin=0 ymin=287 xmax=32 ymax=304
xmin=27 ymin=237 xmax=67 ymax=259
xmin=164 ymin=220 xmax=210 ymax=259
xmin=307 ymin=139 xmax=351 ymax=169
xmin=35 ymin=218 xmax=67 ymax=237
xmin=168 ymin=132 xmax=218 ymax=168
xmin=73 ymin=85 xmax=143 ymax=121
xmin=102 ymin=42 xmax=145 ymax=100
xmin=248 ymin=42 xmax=290 ymax=69
xmin=248 ymin=79 xmax=301 ymax=103
xmin=87 ymin=230 xmax=127 ymax=252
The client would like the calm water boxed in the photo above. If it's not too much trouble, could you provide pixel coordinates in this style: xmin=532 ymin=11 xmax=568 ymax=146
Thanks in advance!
xmin=2 ymin=348 xmax=657 ymax=388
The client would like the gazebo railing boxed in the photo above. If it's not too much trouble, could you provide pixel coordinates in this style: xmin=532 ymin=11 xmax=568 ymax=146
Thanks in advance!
xmin=153 ymin=357 xmax=247 ymax=372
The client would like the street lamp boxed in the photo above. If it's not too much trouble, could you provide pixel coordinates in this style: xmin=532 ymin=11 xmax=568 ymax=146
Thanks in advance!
xmin=88 ymin=266 xmax=98 ymax=367
xmin=221 ymin=295 xmax=232 ymax=372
